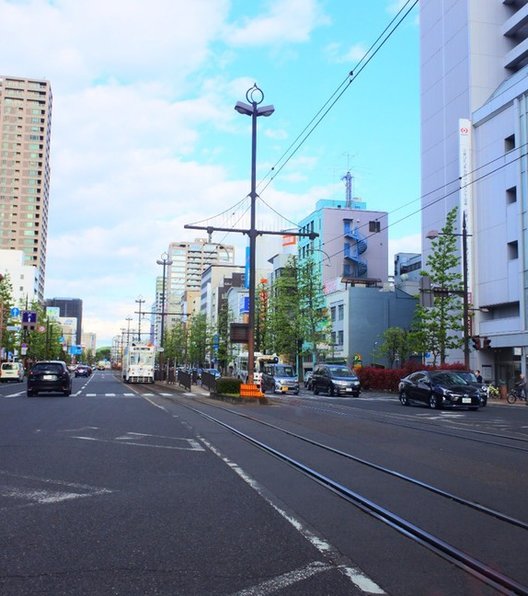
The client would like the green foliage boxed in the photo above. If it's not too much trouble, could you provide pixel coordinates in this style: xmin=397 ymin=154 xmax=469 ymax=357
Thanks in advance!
xmin=373 ymin=327 xmax=413 ymax=368
xmin=268 ymin=256 xmax=301 ymax=362
xmin=216 ymin=376 xmax=242 ymax=395
xmin=412 ymin=207 xmax=464 ymax=365
xmin=187 ymin=313 xmax=209 ymax=367
xmin=0 ymin=275 xmax=16 ymax=355
xmin=96 ymin=347 xmax=111 ymax=361
xmin=297 ymin=256 xmax=331 ymax=362
xmin=165 ymin=320 xmax=188 ymax=364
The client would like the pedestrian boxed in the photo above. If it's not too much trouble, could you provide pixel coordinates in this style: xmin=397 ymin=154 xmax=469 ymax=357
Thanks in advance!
xmin=475 ymin=370 xmax=483 ymax=383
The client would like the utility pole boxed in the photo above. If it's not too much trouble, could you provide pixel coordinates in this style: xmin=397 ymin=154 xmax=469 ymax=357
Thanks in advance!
xmin=135 ymin=296 xmax=145 ymax=342
xmin=185 ymin=84 xmax=317 ymax=385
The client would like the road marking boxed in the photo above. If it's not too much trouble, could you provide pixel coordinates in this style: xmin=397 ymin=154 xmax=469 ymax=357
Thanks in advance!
xmin=232 ymin=561 xmax=332 ymax=595
xmin=72 ymin=434 xmax=205 ymax=451
xmin=200 ymin=437 xmax=385 ymax=595
xmin=0 ymin=470 xmax=112 ymax=510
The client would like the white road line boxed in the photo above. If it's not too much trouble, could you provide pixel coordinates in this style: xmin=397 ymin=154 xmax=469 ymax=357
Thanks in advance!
xmin=232 ymin=561 xmax=332 ymax=595
xmin=73 ymin=435 xmax=205 ymax=451
xmin=200 ymin=437 xmax=386 ymax=595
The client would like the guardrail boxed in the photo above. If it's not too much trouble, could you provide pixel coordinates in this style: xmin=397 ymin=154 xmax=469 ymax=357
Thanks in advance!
xmin=177 ymin=369 xmax=192 ymax=391
xmin=201 ymin=371 xmax=217 ymax=393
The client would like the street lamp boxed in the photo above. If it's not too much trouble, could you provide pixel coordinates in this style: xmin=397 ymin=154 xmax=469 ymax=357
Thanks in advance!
xmin=135 ymin=296 xmax=145 ymax=342
xmin=156 ymin=252 xmax=173 ymax=379
xmin=426 ymin=211 xmax=470 ymax=369
xmin=234 ymin=83 xmax=274 ymax=384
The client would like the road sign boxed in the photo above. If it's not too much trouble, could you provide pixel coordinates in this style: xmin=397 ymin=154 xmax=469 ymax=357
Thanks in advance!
xmin=21 ymin=310 xmax=37 ymax=328
xmin=10 ymin=307 xmax=20 ymax=317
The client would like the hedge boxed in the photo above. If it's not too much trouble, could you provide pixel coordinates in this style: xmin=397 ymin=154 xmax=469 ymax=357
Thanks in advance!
xmin=357 ymin=362 xmax=466 ymax=392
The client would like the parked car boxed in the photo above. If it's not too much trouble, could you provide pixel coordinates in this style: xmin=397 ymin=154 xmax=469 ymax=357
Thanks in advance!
xmin=75 ymin=364 xmax=92 ymax=377
xmin=27 ymin=361 xmax=72 ymax=397
xmin=0 ymin=361 xmax=24 ymax=383
xmin=399 ymin=370 xmax=481 ymax=410
xmin=312 ymin=364 xmax=361 ymax=397
xmin=201 ymin=368 xmax=221 ymax=379
xmin=261 ymin=363 xmax=299 ymax=395
xmin=454 ymin=370 xmax=488 ymax=406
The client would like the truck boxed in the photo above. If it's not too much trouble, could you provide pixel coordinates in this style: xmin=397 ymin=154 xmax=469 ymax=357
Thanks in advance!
xmin=122 ymin=342 xmax=155 ymax=383
xmin=231 ymin=352 xmax=279 ymax=386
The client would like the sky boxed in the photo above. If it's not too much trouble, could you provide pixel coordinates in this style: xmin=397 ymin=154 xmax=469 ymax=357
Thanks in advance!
xmin=0 ymin=0 xmax=421 ymax=347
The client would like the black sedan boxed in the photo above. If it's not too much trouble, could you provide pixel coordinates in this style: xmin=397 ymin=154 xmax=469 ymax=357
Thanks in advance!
xmin=399 ymin=370 xmax=481 ymax=410
xmin=27 ymin=360 xmax=72 ymax=397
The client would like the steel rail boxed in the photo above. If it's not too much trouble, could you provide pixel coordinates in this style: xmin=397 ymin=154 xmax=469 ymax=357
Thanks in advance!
xmin=178 ymin=401 xmax=528 ymax=595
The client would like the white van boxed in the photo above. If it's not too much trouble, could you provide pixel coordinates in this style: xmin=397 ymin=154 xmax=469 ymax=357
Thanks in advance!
xmin=0 ymin=362 xmax=24 ymax=383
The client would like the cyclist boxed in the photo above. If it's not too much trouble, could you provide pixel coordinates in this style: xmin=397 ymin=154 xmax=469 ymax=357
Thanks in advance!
xmin=516 ymin=374 xmax=527 ymax=402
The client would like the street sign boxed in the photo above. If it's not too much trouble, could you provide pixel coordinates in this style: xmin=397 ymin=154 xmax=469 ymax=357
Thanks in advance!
xmin=10 ymin=307 xmax=20 ymax=317
xmin=21 ymin=310 xmax=37 ymax=329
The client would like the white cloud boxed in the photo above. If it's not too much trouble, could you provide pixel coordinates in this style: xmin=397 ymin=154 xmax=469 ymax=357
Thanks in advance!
xmin=223 ymin=0 xmax=330 ymax=46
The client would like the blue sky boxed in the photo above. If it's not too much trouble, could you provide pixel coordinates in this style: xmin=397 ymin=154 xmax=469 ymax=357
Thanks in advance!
xmin=0 ymin=0 xmax=420 ymax=345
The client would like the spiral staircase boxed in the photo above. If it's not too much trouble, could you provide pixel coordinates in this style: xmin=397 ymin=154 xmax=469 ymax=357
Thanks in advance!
xmin=343 ymin=218 xmax=367 ymax=278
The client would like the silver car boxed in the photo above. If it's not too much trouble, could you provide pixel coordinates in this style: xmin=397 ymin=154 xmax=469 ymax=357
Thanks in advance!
xmin=261 ymin=363 xmax=299 ymax=395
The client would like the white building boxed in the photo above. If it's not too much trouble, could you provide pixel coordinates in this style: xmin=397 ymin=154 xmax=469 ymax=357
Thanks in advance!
xmin=420 ymin=0 xmax=528 ymax=383
xmin=0 ymin=249 xmax=38 ymax=304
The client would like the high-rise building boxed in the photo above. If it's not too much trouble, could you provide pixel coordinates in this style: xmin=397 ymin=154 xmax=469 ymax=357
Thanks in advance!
xmin=166 ymin=239 xmax=235 ymax=306
xmin=0 ymin=76 xmax=53 ymax=302
xmin=45 ymin=298 xmax=83 ymax=346
xmin=420 ymin=1 xmax=528 ymax=380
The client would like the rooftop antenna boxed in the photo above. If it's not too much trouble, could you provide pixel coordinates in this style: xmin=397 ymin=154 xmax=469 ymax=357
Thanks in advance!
xmin=341 ymin=170 xmax=354 ymax=208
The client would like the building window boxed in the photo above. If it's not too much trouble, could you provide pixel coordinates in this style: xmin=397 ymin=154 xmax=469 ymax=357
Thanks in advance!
xmin=330 ymin=306 xmax=336 ymax=321
xmin=369 ymin=220 xmax=380 ymax=233
xmin=506 ymin=186 xmax=517 ymax=204
xmin=338 ymin=330 xmax=344 ymax=345
xmin=508 ymin=241 xmax=518 ymax=260
xmin=505 ymin=134 xmax=515 ymax=152
xmin=338 ymin=304 xmax=344 ymax=320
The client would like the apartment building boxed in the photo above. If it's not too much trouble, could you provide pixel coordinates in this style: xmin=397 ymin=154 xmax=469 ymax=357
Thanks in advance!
xmin=0 ymin=76 xmax=53 ymax=302
xmin=420 ymin=0 xmax=528 ymax=382
xmin=45 ymin=297 xmax=83 ymax=346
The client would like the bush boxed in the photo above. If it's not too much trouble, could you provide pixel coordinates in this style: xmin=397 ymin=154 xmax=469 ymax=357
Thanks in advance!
xmin=357 ymin=361 xmax=467 ymax=392
xmin=216 ymin=376 xmax=242 ymax=395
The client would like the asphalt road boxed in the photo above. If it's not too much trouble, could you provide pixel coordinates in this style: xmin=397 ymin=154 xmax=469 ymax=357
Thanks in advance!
xmin=1 ymin=371 xmax=527 ymax=595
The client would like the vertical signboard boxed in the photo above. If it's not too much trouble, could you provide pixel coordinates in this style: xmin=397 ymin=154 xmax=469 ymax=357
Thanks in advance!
xmin=459 ymin=118 xmax=473 ymax=289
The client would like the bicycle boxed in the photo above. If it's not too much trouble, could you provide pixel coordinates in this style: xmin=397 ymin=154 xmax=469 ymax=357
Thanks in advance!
xmin=506 ymin=387 xmax=527 ymax=404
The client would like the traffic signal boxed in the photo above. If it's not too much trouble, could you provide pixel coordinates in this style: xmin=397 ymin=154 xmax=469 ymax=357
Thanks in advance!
xmin=483 ymin=337 xmax=491 ymax=349
xmin=471 ymin=336 xmax=481 ymax=350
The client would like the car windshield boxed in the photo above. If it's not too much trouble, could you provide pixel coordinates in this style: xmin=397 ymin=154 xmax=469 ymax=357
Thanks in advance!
xmin=31 ymin=363 xmax=64 ymax=374
xmin=456 ymin=371 xmax=478 ymax=383
xmin=431 ymin=372 xmax=470 ymax=386
xmin=330 ymin=367 xmax=355 ymax=378
xmin=275 ymin=365 xmax=294 ymax=377
xmin=2 ymin=363 xmax=16 ymax=370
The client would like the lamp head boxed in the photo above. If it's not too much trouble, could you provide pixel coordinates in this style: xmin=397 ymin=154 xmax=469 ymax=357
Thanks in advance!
xmin=234 ymin=101 xmax=253 ymax=116
xmin=426 ymin=230 xmax=440 ymax=240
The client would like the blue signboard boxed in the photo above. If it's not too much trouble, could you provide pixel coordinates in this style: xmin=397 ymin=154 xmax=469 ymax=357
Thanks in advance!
xmin=10 ymin=307 xmax=20 ymax=317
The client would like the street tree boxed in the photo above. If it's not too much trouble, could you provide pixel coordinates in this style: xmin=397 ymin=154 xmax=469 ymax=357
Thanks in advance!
xmin=298 ymin=255 xmax=331 ymax=368
xmin=373 ymin=326 xmax=412 ymax=368
xmin=412 ymin=207 xmax=464 ymax=365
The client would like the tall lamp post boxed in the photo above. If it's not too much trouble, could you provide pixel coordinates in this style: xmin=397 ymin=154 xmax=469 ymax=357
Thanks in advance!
xmin=135 ymin=296 xmax=145 ymax=342
xmin=426 ymin=211 xmax=470 ymax=369
xmin=234 ymin=84 xmax=274 ymax=384
xmin=156 ymin=252 xmax=173 ymax=379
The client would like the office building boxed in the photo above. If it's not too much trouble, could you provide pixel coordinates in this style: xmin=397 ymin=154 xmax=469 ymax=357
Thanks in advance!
xmin=420 ymin=0 xmax=528 ymax=381
xmin=165 ymin=239 xmax=234 ymax=315
xmin=45 ymin=297 xmax=83 ymax=346
xmin=0 ymin=76 xmax=53 ymax=302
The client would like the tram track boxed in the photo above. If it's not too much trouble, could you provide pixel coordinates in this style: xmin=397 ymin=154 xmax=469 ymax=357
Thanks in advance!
xmin=164 ymin=394 xmax=528 ymax=595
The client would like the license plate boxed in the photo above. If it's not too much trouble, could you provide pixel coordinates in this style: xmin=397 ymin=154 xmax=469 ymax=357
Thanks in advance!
xmin=345 ymin=388 xmax=352 ymax=392
xmin=462 ymin=397 xmax=471 ymax=404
